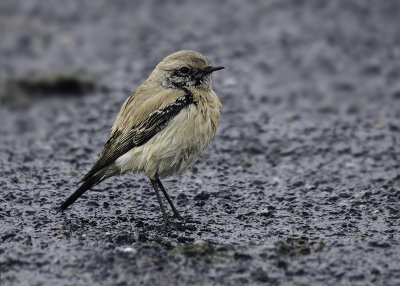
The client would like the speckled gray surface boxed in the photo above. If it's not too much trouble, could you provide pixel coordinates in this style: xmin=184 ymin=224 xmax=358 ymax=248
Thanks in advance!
xmin=1 ymin=1 xmax=400 ymax=285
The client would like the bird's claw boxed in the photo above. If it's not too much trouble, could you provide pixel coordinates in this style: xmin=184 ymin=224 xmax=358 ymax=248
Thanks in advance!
xmin=163 ymin=216 xmax=197 ymax=231
xmin=172 ymin=212 xmax=184 ymax=221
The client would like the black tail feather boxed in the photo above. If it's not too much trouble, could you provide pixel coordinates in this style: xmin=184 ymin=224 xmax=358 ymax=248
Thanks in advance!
xmin=57 ymin=174 xmax=102 ymax=212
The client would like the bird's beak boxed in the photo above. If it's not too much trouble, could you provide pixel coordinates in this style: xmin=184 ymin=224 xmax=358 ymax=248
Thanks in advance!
xmin=203 ymin=66 xmax=225 ymax=74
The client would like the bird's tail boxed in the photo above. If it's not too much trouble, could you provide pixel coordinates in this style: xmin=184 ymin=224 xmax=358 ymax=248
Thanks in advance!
xmin=57 ymin=173 xmax=103 ymax=212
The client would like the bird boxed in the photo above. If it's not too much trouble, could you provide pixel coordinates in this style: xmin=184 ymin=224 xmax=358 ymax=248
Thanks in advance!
xmin=57 ymin=50 xmax=224 ymax=227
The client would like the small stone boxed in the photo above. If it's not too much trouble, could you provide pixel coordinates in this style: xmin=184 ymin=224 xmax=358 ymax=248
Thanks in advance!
xmin=116 ymin=246 xmax=137 ymax=255
xmin=252 ymin=268 xmax=269 ymax=282
xmin=86 ymin=201 xmax=100 ymax=208
xmin=194 ymin=191 xmax=210 ymax=201
xmin=368 ymin=241 xmax=390 ymax=248
xmin=233 ymin=252 xmax=252 ymax=260
xmin=393 ymin=89 xmax=400 ymax=99
xmin=259 ymin=209 xmax=274 ymax=218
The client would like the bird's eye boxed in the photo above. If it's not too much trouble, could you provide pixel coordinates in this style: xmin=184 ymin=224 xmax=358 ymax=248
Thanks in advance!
xmin=179 ymin=67 xmax=190 ymax=75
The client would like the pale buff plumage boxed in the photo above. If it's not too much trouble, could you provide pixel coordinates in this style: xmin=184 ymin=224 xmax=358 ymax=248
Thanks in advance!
xmin=58 ymin=50 xmax=223 ymax=227
xmin=115 ymin=89 xmax=221 ymax=179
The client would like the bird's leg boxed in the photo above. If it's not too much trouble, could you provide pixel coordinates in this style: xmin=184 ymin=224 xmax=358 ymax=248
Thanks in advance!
xmin=156 ymin=177 xmax=183 ymax=221
xmin=150 ymin=179 xmax=172 ymax=226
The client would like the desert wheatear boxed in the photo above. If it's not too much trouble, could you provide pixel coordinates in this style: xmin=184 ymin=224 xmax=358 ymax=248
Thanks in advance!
xmin=58 ymin=50 xmax=223 ymax=227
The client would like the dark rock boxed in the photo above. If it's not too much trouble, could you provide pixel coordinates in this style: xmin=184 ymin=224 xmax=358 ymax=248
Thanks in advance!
xmin=233 ymin=252 xmax=252 ymax=260
xmin=368 ymin=241 xmax=391 ymax=248
xmin=393 ymin=89 xmax=400 ymax=99
xmin=86 ymin=201 xmax=100 ymax=208
xmin=193 ymin=191 xmax=210 ymax=201
xmin=137 ymin=233 xmax=148 ymax=242
xmin=251 ymin=268 xmax=269 ymax=282
xmin=115 ymin=232 xmax=135 ymax=244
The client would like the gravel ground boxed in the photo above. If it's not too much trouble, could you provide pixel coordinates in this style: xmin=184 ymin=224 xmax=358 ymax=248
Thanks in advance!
xmin=1 ymin=1 xmax=400 ymax=285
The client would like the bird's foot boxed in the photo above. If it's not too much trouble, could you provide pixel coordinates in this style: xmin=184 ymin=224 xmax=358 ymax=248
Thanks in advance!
xmin=163 ymin=216 xmax=197 ymax=231
xmin=171 ymin=212 xmax=184 ymax=221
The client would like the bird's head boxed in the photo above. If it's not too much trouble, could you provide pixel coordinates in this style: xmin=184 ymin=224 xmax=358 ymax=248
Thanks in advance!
xmin=153 ymin=50 xmax=224 ymax=90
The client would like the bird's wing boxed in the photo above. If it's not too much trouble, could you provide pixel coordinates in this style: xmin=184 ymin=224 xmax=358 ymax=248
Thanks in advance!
xmin=80 ymin=88 xmax=194 ymax=182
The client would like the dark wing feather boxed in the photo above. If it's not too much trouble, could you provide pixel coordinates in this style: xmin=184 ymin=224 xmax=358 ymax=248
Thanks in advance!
xmin=80 ymin=90 xmax=194 ymax=182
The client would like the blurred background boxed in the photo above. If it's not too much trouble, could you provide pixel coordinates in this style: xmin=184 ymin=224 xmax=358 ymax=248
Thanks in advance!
xmin=1 ymin=1 xmax=400 ymax=285
xmin=3 ymin=0 xmax=399 ymax=112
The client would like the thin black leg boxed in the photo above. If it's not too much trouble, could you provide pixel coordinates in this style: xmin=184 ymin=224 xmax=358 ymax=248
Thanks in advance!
xmin=156 ymin=177 xmax=183 ymax=220
xmin=150 ymin=179 xmax=171 ymax=225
